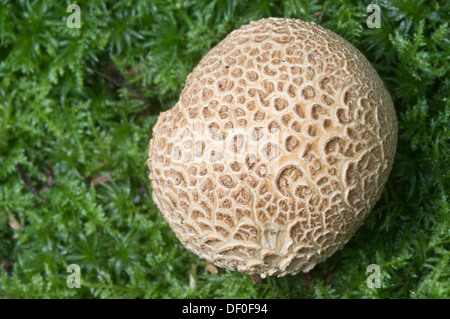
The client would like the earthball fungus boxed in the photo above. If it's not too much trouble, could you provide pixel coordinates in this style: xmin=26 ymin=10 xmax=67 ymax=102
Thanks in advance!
xmin=147 ymin=18 xmax=397 ymax=277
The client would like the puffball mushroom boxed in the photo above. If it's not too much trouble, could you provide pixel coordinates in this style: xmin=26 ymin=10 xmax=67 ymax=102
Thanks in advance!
xmin=147 ymin=18 xmax=397 ymax=277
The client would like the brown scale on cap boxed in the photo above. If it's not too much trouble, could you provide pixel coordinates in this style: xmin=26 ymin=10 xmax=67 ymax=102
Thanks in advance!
xmin=147 ymin=18 xmax=397 ymax=277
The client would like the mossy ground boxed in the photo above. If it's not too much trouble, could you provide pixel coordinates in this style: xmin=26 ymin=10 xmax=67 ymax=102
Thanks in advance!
xmin=0 ymin=0 xmax=448 ymax=298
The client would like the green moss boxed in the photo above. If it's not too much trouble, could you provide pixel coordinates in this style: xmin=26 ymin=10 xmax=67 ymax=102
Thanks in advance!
xmin=0 ymin=0 xmax=448 ymax=298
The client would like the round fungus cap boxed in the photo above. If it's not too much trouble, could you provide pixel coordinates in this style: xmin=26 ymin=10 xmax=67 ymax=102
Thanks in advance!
xmin=147 ymin=18 xmax=398 ymax=277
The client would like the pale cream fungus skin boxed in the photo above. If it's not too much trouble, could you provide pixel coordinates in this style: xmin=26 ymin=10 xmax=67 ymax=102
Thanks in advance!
xmin=148 ymin=18 xmax=398 ymax=277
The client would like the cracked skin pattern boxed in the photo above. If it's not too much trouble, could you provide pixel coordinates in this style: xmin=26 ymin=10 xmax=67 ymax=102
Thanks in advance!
xmin=147 ymin=18 xmax=398 ymax=277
